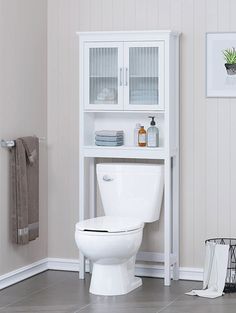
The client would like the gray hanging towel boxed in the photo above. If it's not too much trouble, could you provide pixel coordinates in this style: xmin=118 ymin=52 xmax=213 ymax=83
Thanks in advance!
xmin=10 ymin=136 xmax=39 ymax=244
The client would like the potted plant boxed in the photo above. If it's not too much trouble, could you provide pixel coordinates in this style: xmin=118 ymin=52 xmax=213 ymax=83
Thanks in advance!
xmin=223 ymin=47 xmax=236 ymax=75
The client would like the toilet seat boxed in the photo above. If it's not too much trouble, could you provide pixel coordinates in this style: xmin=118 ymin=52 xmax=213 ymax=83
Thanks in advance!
xmin=76 ymin=216 xmax=144 ymax=233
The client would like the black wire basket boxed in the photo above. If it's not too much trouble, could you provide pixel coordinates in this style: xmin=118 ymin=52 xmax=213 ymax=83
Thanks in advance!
xmin=205 ymin=238 xmax=236 ymax=293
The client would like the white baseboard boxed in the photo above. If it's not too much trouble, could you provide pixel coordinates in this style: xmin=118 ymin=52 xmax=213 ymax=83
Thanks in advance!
xmin=0 ymin=259 xmax=48 ymax=290
xmin=47 ymin=258 xmax=84 ymax=272
xmin=135 ymin=263 xmax=203 ymax=281
xmin=47 ymin=258 xmax=203 ymax=281
xmin=0 ymin=258 xmax=203 ymax=290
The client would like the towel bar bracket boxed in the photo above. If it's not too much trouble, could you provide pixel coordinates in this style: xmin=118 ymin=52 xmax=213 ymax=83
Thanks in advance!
xmin=1 ymin=140 xmax=15 ymax=148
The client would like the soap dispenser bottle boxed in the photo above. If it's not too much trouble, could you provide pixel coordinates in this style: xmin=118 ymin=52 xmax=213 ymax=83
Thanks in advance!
xmin=147 ymin=116 xmax=159 ymax=147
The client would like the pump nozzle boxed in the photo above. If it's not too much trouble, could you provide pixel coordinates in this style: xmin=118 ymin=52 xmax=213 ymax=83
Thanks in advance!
xmin=148 ymin=116 xmax=156 ymax=126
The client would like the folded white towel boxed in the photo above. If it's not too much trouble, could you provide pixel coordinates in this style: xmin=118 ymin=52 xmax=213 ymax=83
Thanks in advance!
xmin=186 ymin=242 xmax=229 ymax=298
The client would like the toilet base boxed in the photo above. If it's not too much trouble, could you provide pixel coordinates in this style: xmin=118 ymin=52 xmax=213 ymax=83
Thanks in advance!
xmin=89 ymin=257 xmax=142 ymax=296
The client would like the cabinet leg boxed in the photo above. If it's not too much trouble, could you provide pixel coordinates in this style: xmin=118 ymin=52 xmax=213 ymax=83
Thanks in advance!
xmin=79 ymin=156 xmax=85 ymax=279
xmin=172 ymin=260 xmax=179 ymax=281
xmin=89 ymin=158 xmax=96 ymax=219
xmin=89 ymin=158 xmax=96 ymax=276
xmin=172 ymin=154 xmax=180 ymax=280
xmin=79 ymin=253 xmax=85 ymax=279
xmin=164 ymin=158 xmax=171 ymax=286
xmin=89 ymin=261 xmax=93 ymax=274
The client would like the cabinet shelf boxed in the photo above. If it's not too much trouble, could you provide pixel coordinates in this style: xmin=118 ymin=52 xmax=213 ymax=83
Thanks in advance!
xmin=90 ymin=76 xmax=117 ymax=78
xmin=90 ymin=76 xmax=158 ymax=78
xmin=130 ymin=75 xmax=158 ymax=78
xmin=83 ymin=145 xmax=166 ymax=159
xmin=84 ymin=110 xmax=165 ymax=113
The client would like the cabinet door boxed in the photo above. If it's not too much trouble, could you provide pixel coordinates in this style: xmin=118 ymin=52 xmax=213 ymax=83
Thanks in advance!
xmin=123 ymin=41 xmax=164 ymax=111
xmin=84 ymin=42 xmax=124 ymax=110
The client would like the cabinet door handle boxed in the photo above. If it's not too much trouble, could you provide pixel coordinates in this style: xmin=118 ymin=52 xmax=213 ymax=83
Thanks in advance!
xmin=125 ymin=68 xmax=128 ymax=86
xmin=119 ymin=68 xmax=123 ymax=86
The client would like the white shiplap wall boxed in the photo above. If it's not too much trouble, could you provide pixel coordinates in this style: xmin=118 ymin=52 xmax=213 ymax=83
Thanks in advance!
xmin=48 ymin=0 xmax=236 ymax=268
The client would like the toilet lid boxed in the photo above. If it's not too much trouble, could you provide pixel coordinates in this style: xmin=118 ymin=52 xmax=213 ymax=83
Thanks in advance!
xmin=76 ymin=216 xmax=144 ymax=233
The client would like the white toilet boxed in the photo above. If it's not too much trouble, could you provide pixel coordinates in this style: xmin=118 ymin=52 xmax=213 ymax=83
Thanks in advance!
xmin=75 ymin=163 xmax=164 ymax=296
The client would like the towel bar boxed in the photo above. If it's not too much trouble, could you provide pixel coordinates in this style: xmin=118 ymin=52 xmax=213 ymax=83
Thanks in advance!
xmin=1 ymin=137 xmax=46 ymax=148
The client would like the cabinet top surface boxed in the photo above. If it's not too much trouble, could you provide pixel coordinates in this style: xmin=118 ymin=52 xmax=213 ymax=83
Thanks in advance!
xmin=77 ymin=30 xmax=181 ymax=38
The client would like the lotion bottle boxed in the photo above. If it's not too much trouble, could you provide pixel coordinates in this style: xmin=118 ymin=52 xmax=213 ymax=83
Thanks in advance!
xmin=147 ymin=116 xmax=159 ymax=147
xmin=138 ymin=126 xmax=147 ymax=147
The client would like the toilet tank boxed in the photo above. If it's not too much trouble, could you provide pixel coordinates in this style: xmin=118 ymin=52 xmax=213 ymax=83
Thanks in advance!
xmin=97 ymin=163 xmax=164 ymax=223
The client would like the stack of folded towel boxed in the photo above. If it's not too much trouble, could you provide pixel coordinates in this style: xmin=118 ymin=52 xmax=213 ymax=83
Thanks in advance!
xmin=95 ymin=130 xmax=124 ymax=146
xmin=131 ymin=89 xmax=158 ymax=104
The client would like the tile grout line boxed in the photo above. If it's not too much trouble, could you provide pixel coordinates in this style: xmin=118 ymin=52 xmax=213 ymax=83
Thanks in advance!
xmin=73 ymin=303 xmax=91 ymax=313
xmin=0 ymin=271 xmax=72 ymax=311
xmin=156 ymin=294 xmax=185 ymax=313
xmin=74 ymin=288 xmax=197 ymax=313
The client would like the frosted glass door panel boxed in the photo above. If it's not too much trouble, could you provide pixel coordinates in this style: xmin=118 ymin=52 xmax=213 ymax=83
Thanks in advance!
xmin=124 ymin=42 xmax=164 ymax=110
xmin=90 ymin=48 xmax=117 ymax=104
xmin=129 ymin=47 xmax=158 ymax=104
xmin=84 ymin=42 xmax=123 ymax=110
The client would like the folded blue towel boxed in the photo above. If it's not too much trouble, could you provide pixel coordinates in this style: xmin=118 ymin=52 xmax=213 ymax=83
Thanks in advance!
xmin=95 ymin=135 xmax=123 ymax=142
xmin=95 ymin=141 xmax=123 ymax=147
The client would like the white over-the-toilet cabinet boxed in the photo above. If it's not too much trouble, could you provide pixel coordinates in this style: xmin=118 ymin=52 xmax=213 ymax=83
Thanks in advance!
xmin=78 ymin=31 xmax=180 ymax=286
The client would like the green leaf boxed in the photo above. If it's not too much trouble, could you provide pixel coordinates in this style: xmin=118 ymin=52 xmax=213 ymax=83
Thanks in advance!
xmin=222 ymin=47 xmax=236 ymax=64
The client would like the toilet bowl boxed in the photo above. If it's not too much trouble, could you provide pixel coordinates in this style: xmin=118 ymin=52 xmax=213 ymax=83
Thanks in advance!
xmin=75 ymin=163 xmax=164 ymax=296
xmin=75 ymin=216 xmax=144 ymax=295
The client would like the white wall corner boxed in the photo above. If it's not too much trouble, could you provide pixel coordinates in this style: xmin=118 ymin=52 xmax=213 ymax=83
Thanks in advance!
xmin=0 ymin=259 xmax=48 ymax=290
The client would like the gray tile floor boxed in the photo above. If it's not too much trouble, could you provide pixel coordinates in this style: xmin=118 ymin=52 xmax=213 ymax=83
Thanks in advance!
xmin=0 ymin=271 xmax=235 ymax=313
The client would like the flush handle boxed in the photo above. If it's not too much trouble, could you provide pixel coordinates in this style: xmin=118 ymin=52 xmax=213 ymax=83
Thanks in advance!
xmin=103 ymin=175 xmax=114 ymax=182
